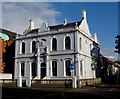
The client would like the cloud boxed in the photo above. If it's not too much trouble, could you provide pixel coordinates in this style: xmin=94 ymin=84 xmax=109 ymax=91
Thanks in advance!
xmin=1 ymin=0 xmax=119 ymax=2
xmin=101 ymin=48 xmax=118 ymax=61
xmin=2 ymin=2 xmax=60 ymax=34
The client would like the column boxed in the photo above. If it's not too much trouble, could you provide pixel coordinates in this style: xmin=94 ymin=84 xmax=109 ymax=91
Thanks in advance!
xmin=26 ymin=62 xmax=32 ymax=87
xmin=75 ymin=54 xmax=80 ymax=77
xmin=74 ymin=27 xmax=79 ymax=52
xmin=49 ymin=61 xmax=52 ymax=77
xmin=37 ymin=47 xmax=41 ymax=79
xmin=46 ymin=46 xmax=49 ymax=78
xmin=17 ymin=62 xmax=22 ymax=87
xmin=63 ymin=60 xmax=66 ymax=76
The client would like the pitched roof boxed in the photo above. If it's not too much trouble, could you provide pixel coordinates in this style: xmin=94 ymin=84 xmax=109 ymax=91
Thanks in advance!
xmin=0 ymin=28 xmax=17 ymax=40
xmin=49 ymin=18 xmax=84 ymax=30
xmin=24 ymin=18 xmax=84 ymax=35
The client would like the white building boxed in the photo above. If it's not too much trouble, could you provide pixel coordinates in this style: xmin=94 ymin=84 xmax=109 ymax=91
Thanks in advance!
xmin=14 ymin=9 xmax=100 ymax=87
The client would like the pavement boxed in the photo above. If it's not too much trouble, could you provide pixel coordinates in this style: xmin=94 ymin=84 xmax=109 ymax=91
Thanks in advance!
xmin=1 ymin=83 xmax=120 ymax=99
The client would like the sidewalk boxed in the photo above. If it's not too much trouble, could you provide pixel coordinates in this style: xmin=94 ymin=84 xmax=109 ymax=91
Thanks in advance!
xmin=1 ymin=83 xmax=120 ymax=99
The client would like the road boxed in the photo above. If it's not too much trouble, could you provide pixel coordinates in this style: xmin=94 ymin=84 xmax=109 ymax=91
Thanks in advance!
xmin=1 ymin=84 xmax=120 ymax=99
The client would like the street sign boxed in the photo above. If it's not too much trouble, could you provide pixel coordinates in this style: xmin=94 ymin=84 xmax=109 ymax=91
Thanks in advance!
xmin=70 ymin=64 xmax=75 ymax=70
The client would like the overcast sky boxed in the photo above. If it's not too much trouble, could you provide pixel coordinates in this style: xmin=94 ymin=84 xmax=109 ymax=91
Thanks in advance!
xmin=1 ymin=1 xmax=119 ymax=61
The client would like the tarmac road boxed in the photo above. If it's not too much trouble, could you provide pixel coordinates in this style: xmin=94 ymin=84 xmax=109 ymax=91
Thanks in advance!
xmin=1 ymin=84 xmax=120 ymax=99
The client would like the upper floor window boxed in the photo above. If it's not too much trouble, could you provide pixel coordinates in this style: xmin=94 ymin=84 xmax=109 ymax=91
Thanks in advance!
xmin=79 ymin=37 xmax=82 ymax=50
xmin=21 ymin=42 xmax=25 ymax=54
xmin=32 ymin=41 xmax=36 ymax=53
xmin=65 ymin=36 xmax=71 ymax=50
xmin=90 ymin=44 xmax=92 ymax=55
xmin=52 ymin=38 xmax=57 ymax=51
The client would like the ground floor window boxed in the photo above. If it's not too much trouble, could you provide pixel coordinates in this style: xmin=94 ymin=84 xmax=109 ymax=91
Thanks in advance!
xmin=41 ymin=63 xmax=46 ymax=79
xmin=52 ymin=61 xmax=57 ymax=76
xmin=80 ymin=61 xmax=83 ymax=76
xmin=65 ymin=60 xmax=71 ymax=76
xmin=32 ymin=62 xmax=36 ymax=77
xmin=21 ymin=62 xmax=25 ymax=76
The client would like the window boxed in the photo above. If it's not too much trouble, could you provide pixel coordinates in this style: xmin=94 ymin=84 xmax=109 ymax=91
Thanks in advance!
xmin=52 ymin=61 xmax=57 ymax=76
xmin=90 ymin=44 xmax=92 ymax=55
xmin=80 ymin=61 xmax=83 ymax=76
xmin=32 ymin=41 xmax=36 ymax=53
xmin=21 ymin=63 xmax=25 ymax=76
xmin=65 ymin=60 xmax=71 ymax=76
xmin=65 ymin=36 xmax=71 ymax=50
xmin=52 ymin=38 xmax=57 ymax=51
xmin=21 ymin=42 xmax=25 ymax=54
xmin=79 ymin=37 xmax=82 ymax=50
xmin=32 ymin=62 xmax=36 ymax=77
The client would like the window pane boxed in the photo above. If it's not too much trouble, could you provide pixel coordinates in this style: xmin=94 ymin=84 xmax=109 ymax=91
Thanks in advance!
xmin=32 ymin=62 xmax=36 ymax=77
xmin=52 ymin=38 xmax=57 ymax=51
xmin=52 ymin=61 xmax=57 ymax=76
xmin=80 ymin=61 xmax=83 ymax=76
xmin=32 ymin=41 xmax=36 ymax=53
xmin=21 ymin=63 xmax=24 ymax=76
xmin=80 ymin=38 xmax=82 ymax=50
xmin=22 ymin=42 xmax=25 ymax=54
xmin=65 ymin=60 xmax=71 ymax=76
xmin=65 ymin=36 xmax=71 ymax=49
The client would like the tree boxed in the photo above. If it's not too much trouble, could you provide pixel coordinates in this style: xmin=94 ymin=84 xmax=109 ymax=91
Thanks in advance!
xmin=115 ymin=35 xmax=120 ymax=54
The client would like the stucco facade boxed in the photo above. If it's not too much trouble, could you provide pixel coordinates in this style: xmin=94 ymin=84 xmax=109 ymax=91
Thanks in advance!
xmin=14 ymin=10 xmax=100 ymax=82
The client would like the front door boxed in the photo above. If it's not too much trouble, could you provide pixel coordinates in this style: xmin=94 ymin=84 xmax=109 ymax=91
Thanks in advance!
xmin=41 ymin=63 xmax=46 ymax=79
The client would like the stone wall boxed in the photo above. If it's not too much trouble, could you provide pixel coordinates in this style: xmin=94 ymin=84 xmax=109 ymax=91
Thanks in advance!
xmin=78 ymin=78 xmax=101 ymax=87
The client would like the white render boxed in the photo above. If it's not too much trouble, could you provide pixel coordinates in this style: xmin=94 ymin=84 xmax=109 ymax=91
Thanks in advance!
xmin=14 ymin=10 xmax=99 ymax=84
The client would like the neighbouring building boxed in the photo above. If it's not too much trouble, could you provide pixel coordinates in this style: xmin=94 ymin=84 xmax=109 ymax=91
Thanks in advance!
xmin=100 ymin=55 xmax=120 ymax=84
xmin=0 ymin=28 xmax=17 ymax=78
xmin=14 ymin=9 xmax=100 ymax=87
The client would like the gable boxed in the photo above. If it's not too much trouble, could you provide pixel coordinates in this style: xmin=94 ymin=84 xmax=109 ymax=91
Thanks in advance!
xmin=79 ymin=18 xmax=91 ymax=36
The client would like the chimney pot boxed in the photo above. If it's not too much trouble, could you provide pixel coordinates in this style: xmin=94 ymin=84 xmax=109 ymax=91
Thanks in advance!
xmin=29 ymin=19 xmax=34 ymax=30
xmin=82 ymin=9 xmax=86 ymax=19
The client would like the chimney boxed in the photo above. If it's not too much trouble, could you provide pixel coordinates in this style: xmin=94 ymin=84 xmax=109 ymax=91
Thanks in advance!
xmin=64 ymin=18 xmax=67 ymax=25
xmin=29 ymin=19 xmax=34 ymax=30
xmin=82 ymin=9 xmax=86 ymax=19
xmin=94 ymin=33 xmax=98 ymax=43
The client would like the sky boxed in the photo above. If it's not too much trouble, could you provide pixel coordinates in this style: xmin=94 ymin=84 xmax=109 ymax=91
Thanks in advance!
xmin=1 ymin=1 xmax=119 ymax=61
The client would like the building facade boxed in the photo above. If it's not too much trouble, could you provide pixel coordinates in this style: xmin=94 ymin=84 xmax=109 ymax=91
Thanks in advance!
xmin=0 ymin=28 xmax=16 ymax=78
xmin=14 ymin=10 xmax=100 ymax=83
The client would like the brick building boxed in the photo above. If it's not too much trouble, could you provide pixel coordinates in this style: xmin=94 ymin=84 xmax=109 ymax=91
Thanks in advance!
xmin=0 ymin=28 xmax=16 ymax=76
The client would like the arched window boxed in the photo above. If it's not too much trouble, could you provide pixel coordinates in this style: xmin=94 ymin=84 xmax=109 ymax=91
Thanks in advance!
xmin=32 ymin=41 xmax=36 ymax=53
xmin=21 ymin=42 xmax=25 ymax=54
xmin=52 ymin=38 xmax=57 ymax=51
xmin=90 ymin=44 xmax=92 ymax=55
xmin=21 ymin=62 xmax=25 ymax=76
xmin=52 ymin=61 xmax=57 ymax=76
xmin=32 ymin=62 xmax=36 ymax=77
xmin=80 ymin=61 xmax=83 ymax=76
xmin=79 ymin=37 xmax=82 ymax=50
xmin=65 ymin=60 xmax=71 ymax=76
xmin=65 ymin=36 xmax=71 ymax=50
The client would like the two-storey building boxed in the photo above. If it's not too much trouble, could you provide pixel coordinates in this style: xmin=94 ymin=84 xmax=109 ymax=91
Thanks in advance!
xmin=14 ymin=9 xmax=100 ymax=87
